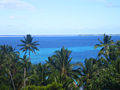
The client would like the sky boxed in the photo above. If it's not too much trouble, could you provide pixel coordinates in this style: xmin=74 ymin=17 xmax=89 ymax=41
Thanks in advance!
xmin=0 ymin=0 xmax=120 ymax=35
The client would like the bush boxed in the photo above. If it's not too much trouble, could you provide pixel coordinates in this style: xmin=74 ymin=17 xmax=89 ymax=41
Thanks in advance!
xmin=24 ymin=82 xmax=64 ymax=90
xmin=0 ymin=85 xmax=10 ymax=90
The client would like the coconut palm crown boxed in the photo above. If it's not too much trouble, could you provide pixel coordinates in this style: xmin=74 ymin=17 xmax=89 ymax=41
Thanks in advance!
xmin=95 ymin=34 xmax=114 ymax=58
xmin=18 ymin=34 xmax=39 ymax=58
xmin=46 ymin=47 xmax=80 ymax=88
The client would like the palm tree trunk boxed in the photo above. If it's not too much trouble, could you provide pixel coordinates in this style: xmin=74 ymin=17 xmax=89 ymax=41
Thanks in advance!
xmin=9 ymin=70 xmax=16 ymax=90
xmin=24 ymin=67 xmax=26 ymax=88
xmin=29 ymin=51 xmax=30 ymax=60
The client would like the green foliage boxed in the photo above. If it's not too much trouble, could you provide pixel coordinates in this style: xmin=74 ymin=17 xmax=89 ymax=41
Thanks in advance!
xmin=0 ymin=85 xmax=10 ymax=90
xmin=94 ymin=34 xmax=114 ymax=59
xmin=0 ymin=34 xmax=120 ymax=90
xmin=27 ymin=63 xmax=49 ymax=86
xmin=46 ymin=47 xmax=80 ymax=89
xmin=23 ymin=82 xmax=64 ymax=90
xmin=79 ymin=34 xmax=120 ymax=90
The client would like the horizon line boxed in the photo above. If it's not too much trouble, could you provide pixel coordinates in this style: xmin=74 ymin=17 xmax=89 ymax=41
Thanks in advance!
xmin=0 ymin=34 xmax=120 ymax=37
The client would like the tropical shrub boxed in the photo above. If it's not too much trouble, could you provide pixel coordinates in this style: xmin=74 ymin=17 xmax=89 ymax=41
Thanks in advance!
xmin=23 ymin=82 xmax=64 ymax=90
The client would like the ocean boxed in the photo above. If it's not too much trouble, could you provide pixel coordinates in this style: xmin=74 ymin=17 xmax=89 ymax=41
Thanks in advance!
xmin=0 ymin=35 xmax=120 ymax=64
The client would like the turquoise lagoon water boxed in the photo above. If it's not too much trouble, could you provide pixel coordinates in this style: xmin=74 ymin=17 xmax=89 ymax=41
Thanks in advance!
xmin=0 ymin=36 xmax=119 ymax=64
xmin=21 ymin=46 xmax=98 ymax=64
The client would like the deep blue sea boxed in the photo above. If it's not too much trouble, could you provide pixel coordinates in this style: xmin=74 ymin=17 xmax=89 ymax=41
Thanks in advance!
xmin=0 ymin=36 xmax=120 ymax=64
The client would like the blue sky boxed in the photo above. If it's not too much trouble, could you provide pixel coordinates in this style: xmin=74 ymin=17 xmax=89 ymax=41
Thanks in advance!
xmin=0 ymin=0 xmax=120 ymax=35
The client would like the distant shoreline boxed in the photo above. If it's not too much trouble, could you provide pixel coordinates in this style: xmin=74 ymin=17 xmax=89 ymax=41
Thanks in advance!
xmin=0 ymin=34 xmax=120 ymax=37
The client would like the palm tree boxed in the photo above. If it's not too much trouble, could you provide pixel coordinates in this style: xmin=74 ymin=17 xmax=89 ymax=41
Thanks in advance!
xmin=0 ymin=45 xmax=15 ymax=54
xmin=18 ymin=34 xmax=39 ymax=88
xmin=28 ymin=63 xmax=49 ymax=86
xmin=95 ymin=34 xmax=113 ymax=59
xmin=0 ymin=45 xmax=16 ymax=90
xmin=18 ymin=34 xmax=39 ymax=60
xmin=78 ymin=58 xmax=98 ymax=89
xmin=20 ymin=55 xmax=31 ymax=88
xmin=90 ymin=57 xmax=120 ymax=90
xmin=35 ymin=63 xmax=49 ymax=85
xmin=46 ymin=47 xmax=80 ymax=89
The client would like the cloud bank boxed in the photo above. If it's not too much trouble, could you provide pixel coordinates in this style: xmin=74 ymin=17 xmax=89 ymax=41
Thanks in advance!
xmin=90 ymin=0 xmax=120 ymax=8
xmin=0 ymin=0 xmax=34 ymax=9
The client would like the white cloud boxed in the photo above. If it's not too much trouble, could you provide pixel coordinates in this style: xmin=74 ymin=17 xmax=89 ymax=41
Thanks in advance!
xmin=10 ymin=15 xmax=15 ymax=19
xmin=0 ymin=0 xmax=34 ymax=10
xmin=106 ymin=2 xmax=120 ymax=8
xmin=89 ymin=0 xmax=120 ymax=8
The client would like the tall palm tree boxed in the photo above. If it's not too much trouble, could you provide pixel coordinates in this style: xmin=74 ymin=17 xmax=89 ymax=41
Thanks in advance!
xmin=95 ymin=34 xmax=113 ymax=59
xmin=18 ymin=34 xmax=39 ymax=88
xmin=18 ymin=34 xmax=39 ymax=59
xmin=46 ymin=47 xmax=80 ymax=89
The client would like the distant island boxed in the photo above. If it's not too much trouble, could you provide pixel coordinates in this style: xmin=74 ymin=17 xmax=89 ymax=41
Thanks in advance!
xmin=0 ymin=34 xmax=120 ymax=37
xmin=78 ymin=34 xmax=120 ymax=36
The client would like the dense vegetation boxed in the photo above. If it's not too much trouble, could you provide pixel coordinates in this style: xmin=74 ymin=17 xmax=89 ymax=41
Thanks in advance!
xmin=0 ymin=34 xmax=120 ymax=90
